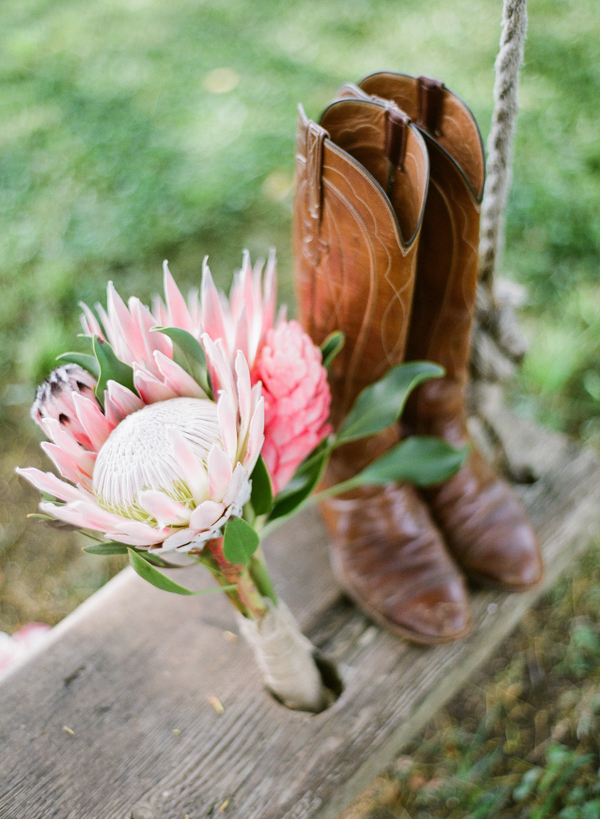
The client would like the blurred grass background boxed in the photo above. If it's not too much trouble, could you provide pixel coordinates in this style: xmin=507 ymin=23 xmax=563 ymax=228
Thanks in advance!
xmin=1 ymin=0 xmax=599 ymax=815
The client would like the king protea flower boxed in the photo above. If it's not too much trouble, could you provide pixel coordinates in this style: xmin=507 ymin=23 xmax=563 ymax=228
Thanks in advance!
xmin=18 ymin=343 xmax=264 ymax=553
xmin=19 ymin=252 xmax=331 ymax=555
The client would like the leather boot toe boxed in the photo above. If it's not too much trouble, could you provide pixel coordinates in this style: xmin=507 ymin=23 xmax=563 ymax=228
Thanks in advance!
xmin=322 ymin=481 xmax=472 ymax=644
xmin=426 ymin=449 xmax=543 ymax=591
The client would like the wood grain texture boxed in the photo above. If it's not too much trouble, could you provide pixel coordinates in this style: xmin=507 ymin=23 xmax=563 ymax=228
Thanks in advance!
xmin=1 ymin=412 xmax=600 ymax=819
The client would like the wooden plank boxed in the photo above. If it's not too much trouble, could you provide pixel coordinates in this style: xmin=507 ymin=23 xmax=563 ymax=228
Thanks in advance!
xmin=1 ymin=414 xmax=599 ymax=819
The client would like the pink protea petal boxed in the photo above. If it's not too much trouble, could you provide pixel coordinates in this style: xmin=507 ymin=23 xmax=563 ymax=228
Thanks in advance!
xmin=16 ymin=468 xmax=87 ymax=503
xmin=158 ymin=527 xmax=196 ymax=552
xmin=202 ymin=334 xmax=236 ymax=404
xmin=130 ymin=297 xmax=172 ymax=368
xmin=38 ymin=501 xmax=113 ymax=532
xmin=105 ymin=381 xmax=144 ymax=421
xmin=151 ymin=293 xmax=169 ymax=328
xmin=106 ymin=282 xmax=148 ymax=365
xmin=108 ymin=519 xmax=170 ymax=543
xmin=201 ymin=259 xmax=228 ymax=346
xmin=235 ymin=351 xmax=252 ymax=443
xmin=217 ymin=392 xmax=237 ymax=463
xmin=133 ymin=367 xmax=178 ymax=404
xmin=40 ymin=443 xmax=82 ymax=484
xmin=43 ymin=419 xmax=96 ymax=477
xmin=244 ymin=396 xmax=264 ymax=473
xmin=166 ymin=426 xmax=209 ymax=503
xmin=163 ymin=261 xmax=195 ymax=334
xmin=138 ymin=491 xmax=191 ymax=527
xmin=207 ymin=443 xmax=232 ymax=502
xmin=222 ymin=463 xmax=247 ymax=507
xmin=72 ymin=393 xmax=114 ymax=451
xmin=79 ymin=301 xmax=105 ymax=340
xmin=187 ymin=287 xmax=201 ymax=330
xmin=154 ymin=351 xmax=206 ymax=399
xmin=190 ymin=500 xmax=225 ymax=530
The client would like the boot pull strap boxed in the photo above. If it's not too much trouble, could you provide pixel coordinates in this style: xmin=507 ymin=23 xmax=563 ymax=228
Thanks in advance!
xmin=385 ymin=107 xmax=410 ymax=170
xmin=417 ymin=76 xmax=444 ymax=136
xmin=305 ymin=119 xmax=327 ymax=224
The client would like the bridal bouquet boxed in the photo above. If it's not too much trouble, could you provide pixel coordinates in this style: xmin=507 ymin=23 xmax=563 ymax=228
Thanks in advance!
xmin=19 ymin=252 xmax=467 ymax=711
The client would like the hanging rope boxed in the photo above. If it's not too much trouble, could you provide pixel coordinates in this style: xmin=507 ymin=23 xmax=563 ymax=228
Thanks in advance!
xmin=479 ymin=0 xmax=528 ymax=285
xmin=471 ymin=0 xmax=529 ymax=386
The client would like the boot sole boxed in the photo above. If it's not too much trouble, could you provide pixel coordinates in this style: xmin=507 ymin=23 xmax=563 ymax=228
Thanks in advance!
xmin=330 ymin=553 xmax=473 ymax=646
xmin=464 ymin=567 xmax=545 ymax=594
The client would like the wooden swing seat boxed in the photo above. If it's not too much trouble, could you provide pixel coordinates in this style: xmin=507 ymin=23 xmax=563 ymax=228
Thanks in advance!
xmin=1 ymin=394 xmax=599 ymax=819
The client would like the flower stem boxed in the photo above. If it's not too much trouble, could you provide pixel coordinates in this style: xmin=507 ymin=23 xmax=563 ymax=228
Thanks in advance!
xmin=204 ymin=537 xmax=267 ymax=620
xmin=249 ymin=548 xmax=278 ymax=606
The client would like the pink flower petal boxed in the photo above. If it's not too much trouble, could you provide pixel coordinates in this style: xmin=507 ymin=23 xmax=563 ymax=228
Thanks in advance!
xmin=222 ymin=463 xmax=247 ymax=507
xmin=202 ymin=334 xmax=236 ymax=403
xmin=40 ymin=443 xmax=82 ymax=484
xmin=138 ymin=491 xmax=191 ymax=527
xmin=166 ymin=426 xmax=209 ymax=503
xmin=235 ymin=351 xmax=252 ymax=443
xmin=159 ymin=528 xmax=196 ymax=552
xmin=16 ymin=468 xmax=86 ymax=503
xmin=190 ymin=500 xmax=225 ymax=530
xmin=133 ymin=367 xmax=177 ymax=404
xmin=163 ymin=260 xmax=195 ymax=333
xmin=217 ymin=392 xmax=237 ymax=463
xmin=201 ymin=259 xmax=228 ymax=344
xmin=154 ymin=351 xmax=206 ymax=399
xmin=106 ymin=282 xmax=146 ymax=365
xmin=105 ymin=381 xmax=144 ymax=420
xmin=207 ymin=444 xmax=232 ymax=502
xmin=244 ymin=396 xmax=264 ymax=473
xmin=153 ymin=295 xmax=168 ymax=330
xmin=72 ymin=393 xmax=113 ymax=451
xmin=43 ymin=419 xmax=96 ymax=476
xmin=79 ymin=301 xmax=105 ymax=340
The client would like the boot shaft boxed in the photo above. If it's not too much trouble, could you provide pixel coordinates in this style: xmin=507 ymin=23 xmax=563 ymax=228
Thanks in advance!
xmin=356 ymin=73 xmax=486 ymax=434
xmin=293 ymin=99 xmax=429 ymax=426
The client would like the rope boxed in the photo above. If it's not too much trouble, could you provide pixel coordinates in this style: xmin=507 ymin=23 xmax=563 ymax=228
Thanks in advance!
xmin=471 ymin=0 xmax=529 ymax=389
xmin=479 ymin=0 xmax=528 ymax=286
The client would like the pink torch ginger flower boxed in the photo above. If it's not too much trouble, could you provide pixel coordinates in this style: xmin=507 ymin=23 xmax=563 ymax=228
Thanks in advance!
xmin=257 ymin=322 xmax=331 ymax=494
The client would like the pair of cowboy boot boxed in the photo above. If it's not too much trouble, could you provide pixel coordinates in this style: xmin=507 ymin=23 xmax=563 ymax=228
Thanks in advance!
xmin=293 ymin=72 xmax=543 ymax=644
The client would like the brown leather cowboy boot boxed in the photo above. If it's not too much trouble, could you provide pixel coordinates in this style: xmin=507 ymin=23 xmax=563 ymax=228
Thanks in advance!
xmin=293 ymin=98 xmax=472 ymax=643
xmin=351 ymin=72 xmax=543 ymax=591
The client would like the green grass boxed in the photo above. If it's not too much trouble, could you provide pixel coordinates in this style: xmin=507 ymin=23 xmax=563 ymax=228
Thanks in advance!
xmin=1 ymin=0 xmax=598 ymax=436
xmin=344 ymin=544 xmax=600 ymax=819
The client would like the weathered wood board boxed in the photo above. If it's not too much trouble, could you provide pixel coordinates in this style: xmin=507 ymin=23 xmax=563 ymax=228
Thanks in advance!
xmin=1 ymin=411 xmax=600 ymax=819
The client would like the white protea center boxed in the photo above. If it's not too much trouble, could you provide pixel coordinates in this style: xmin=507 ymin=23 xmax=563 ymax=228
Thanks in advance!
xmin=93 ymin=397 xmax=221 ymax=517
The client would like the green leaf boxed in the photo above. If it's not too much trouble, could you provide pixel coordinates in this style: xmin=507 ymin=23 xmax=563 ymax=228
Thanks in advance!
xmin=56 ymin=352 xmax=100 ymax=378
xmin=267 ymin=440 xmax=329 ymax=522
xmin=152 ymin=326 xmax=210 ymax=395
xmin=334 ymin=361 xmax=444 ymax=447
xmin=352 ymin=436 xmax=469 ymax=488
xmin=128 ymin=548 xmax=235 ymax=595
xmin=222 ymin=517 xmax=260 ymax=565
xmin=93 ymin=335 xmax=135 ymax=405
xmin=250 ymin=456 xmax=273 ymax=516
xmin=83 ymin=541 xmax=129 ymax=555
xmin=320 ymin=331 xmax=345 ymax=370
